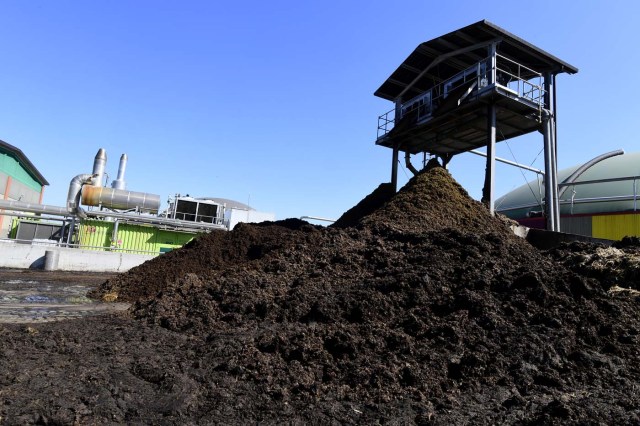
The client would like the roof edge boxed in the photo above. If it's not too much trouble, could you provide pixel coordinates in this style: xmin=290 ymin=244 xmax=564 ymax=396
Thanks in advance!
xmin=0 ymin=139 xmax=49 ymax=186
xmin=480 ymin=20 xmax=579 ymax=74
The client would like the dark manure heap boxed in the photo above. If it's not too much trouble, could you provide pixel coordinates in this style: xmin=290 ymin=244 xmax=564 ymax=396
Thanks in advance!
xmin=3 ymin=164 xmax=640 ymax=424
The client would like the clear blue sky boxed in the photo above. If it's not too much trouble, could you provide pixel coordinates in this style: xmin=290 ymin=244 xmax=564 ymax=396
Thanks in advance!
xmin=1 ymin=1 xmax=638 ymax=221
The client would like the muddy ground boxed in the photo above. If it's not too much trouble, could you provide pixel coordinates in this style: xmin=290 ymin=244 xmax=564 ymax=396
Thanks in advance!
xmin=0 ymin=270 xmax=125 ymax=324
xmin=2 ymin=164 xmax=640 ymax=424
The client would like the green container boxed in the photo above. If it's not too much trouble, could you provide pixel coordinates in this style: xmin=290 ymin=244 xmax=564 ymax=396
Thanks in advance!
xmin=78 ymin=219 xmax=196 ymax=253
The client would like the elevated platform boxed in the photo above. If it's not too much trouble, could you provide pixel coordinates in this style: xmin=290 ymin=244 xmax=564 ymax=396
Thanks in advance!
xmin=373 ymin=20 xmax=578 ymax=230
xmin=376 ymin=83 xmax=542 ymax=155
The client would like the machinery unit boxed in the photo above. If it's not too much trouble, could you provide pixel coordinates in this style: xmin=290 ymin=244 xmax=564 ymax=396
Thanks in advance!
xmin=0 ymin=147 xmax=276 ymax=254
xmin=166 ymin=196 xmax=225 ymax=225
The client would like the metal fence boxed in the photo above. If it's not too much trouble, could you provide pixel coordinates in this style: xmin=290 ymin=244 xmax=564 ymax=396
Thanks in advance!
xmin=376 ymin=55 xmax=546 ymax=140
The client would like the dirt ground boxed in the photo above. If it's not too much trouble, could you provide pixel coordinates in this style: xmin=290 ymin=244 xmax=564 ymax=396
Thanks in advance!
xmin=2 ymin=164 xmax=640 ymax=424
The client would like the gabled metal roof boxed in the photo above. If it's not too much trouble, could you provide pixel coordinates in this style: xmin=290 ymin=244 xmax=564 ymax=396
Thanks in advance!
xmin=375 ymin=20 xmax=579 ymax=103
xmin=0 ymin=139 xmax=49 ymax=186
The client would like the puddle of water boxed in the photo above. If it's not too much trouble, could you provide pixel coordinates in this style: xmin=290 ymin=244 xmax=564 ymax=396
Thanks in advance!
xmin=0 ymin=278 xmax=128 ymax=323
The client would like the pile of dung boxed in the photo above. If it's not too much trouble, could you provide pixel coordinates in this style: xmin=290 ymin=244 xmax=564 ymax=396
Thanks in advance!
xmin=82 ymin=164 xmax=640 ymax=424
xmin=546 ymin=238 xmax=640 ymax=291
xmin=332 ymin=182 xmax=395 ymax=228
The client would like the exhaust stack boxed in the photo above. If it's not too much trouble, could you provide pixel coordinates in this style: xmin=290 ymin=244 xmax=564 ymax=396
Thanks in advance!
xmin=111 ymin=153 xmax=127 ymax=190
xmin=91 ymin=148 xmax=107 ymax=186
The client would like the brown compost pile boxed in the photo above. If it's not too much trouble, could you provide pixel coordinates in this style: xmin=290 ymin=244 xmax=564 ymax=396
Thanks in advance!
xmin=2 ymin=163 xmax=640 ymax=424
xmin=547 ymin=238 xmax=640 ymax=292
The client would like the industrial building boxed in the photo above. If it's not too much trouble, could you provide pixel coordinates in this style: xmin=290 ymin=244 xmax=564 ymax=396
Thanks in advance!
xmin=0 ymin=145 xmax=274 ymax=271
xmin=0 ymin=139 xmax=49 ymax=238
xmin=496 ymin=151 xmax=640 ymax=241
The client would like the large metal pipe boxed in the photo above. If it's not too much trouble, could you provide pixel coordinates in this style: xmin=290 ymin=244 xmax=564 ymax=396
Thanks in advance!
xmin=558 ymin=149 xmax=625 ymax=199
xmin=405 ymin=152 xmax=419 ymax=175
xmin=83 ymin=209 xmax=226 ymax=232
xmin=111 ymin=154 xmax=127 ymax=190
xmin=469 ymin=149 xmax=545 ymax=175
xmin=0 ymin=199 xmax=227 ymax=232
xmin=81 ymin=186 xmax=161 ymax=213
xmin=0 ymin=199 xmax=69 ymax=216
xmin=91 ymin=148 xmax=107 ymax=186
xmin=67 ymin=174 xmax=95 ymax=218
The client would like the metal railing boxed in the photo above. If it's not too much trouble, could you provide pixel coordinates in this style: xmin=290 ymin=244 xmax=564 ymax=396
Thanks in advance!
xmin=559 ymin=176 xmax=640 ymax=214
xmin=495 ymin=54 xmax=545 ymax=108
xmin=376 ymin=54 xmax=546 ymax=140
xmin=497 ymin=176 xmax=640 ymax=215
xmin=377 ymin=108 xmax=396 ymax=139
xmin=0 ymin=237 xmax=164 ymax=255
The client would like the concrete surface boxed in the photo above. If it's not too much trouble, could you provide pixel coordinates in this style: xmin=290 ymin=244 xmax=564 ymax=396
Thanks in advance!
xmin=0 ymin=240 xmax=155 ymax=272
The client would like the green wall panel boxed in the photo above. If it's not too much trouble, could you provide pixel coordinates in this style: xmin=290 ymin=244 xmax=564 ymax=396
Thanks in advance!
xmin=78 ymin=219 xmax=196 ymax=253
xmin=0 ymin=152 xmax=42 ymax=192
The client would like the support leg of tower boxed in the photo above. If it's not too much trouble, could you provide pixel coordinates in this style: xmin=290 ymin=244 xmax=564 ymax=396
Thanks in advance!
xmin=542 ymin=113 xmax=559 ymax=231
xmin=482 ymin=103 xmax=496 ymax=215
xmin=391 ymin=144 xmax=399 ymax=192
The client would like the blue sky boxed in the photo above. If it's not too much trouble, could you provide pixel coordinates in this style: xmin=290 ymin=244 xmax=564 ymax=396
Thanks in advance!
xmin=0 ymin=1 xmax=637 ymax=221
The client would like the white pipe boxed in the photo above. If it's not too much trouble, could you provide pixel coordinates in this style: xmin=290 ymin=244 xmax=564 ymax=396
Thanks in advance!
xmin=469 ymin=149 xmax=545 ymax=175
xmin=300 ymin=216 xmax=335 ymax=223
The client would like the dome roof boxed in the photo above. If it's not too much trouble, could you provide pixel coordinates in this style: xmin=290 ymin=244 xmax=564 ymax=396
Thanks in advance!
xmin=496 ymin=151 xmax=640 ymax=219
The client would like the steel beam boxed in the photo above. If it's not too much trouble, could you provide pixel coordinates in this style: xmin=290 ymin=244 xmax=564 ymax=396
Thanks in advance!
xmin=398 ymin=38 xmax=501 ymax=101
xmin=391 ymin=144 xmax=399 ymax=192
xmin=543 ymin=72 xmax=560 ymax=231
xmin=542 ymin=112 xmax=559 ymax=231
xmin=469 ymin=149 xmax=544 ymax=175
xmin=483 ymin=103 xmax=497 ymax=215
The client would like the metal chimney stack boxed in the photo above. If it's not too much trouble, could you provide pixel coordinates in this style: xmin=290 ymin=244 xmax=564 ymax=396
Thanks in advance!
xmin=111 ymin=153 xmax=127 ymax=190
xmin=91 ymin=148 xmax=107 ymax=186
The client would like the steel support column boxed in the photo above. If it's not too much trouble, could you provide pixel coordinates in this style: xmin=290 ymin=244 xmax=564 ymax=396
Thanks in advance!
xmin=390 ymin=100 xmax=403 ymax=192
xmin=481 ymin=42 xmax=499 ymax=215
xmin=544 ymin=72 xmax=560 ymax=231
xmin=482 ymin=103 xmax=497 ymax=215
xmin=542 ymin=112 xmax=559 ymax=231
xmin=549 ymin=116 xmax=560 ymax=229
xmin=391 ymin=144 xmax=399 ymax=192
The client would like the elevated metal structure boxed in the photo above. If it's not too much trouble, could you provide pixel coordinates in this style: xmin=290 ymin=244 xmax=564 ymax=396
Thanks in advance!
xmin=374 ymin=20 xmax=578 ymax=231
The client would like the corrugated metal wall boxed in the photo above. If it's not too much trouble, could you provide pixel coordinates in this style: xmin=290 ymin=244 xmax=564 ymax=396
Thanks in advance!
xmin=78 ymin=219 xmax=195 ymax=253
xmin=78 ymin=220 xmax=112 ymax=250
xmin=116 ymin=224 xmax=156 ymax=252
xmin=560 ymin=216 xmax=592 ymax=237
xmin=592 ymin=214 xmax=640 ymax=240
